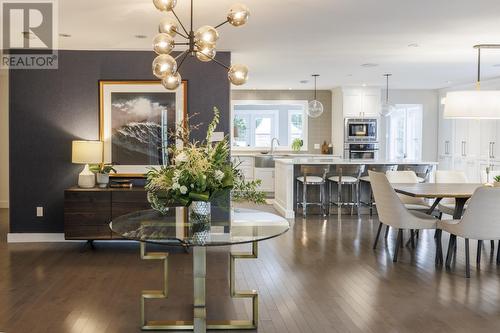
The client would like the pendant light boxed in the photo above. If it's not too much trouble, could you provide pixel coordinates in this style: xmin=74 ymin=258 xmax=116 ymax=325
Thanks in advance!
xmin=444 ymin=44 xmax=500 ymax=119
xmin=380 ymin=74 xmax=396 ymax=117
xmin=307 ymin=74 xmax=324 ymax=118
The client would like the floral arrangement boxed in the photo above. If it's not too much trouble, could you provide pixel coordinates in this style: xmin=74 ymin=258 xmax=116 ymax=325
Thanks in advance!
xmin=145 ymin=107 xmax=265 ymax=212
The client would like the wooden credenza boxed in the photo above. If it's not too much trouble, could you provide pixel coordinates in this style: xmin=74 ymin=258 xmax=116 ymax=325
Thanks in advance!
xmin=64 ymin=187 xmax=150 ymax=240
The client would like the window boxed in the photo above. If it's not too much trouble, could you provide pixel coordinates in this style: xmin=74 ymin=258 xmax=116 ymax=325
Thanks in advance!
xmin=387 ymin=104 xmax=423 ymax=160
xmin=232 ymin=100 xmax=308 ymax=150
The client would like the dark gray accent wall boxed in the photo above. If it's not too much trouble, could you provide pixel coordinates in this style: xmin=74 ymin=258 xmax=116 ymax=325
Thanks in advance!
xmin=9 ymin=50 xmax=230 ymax=233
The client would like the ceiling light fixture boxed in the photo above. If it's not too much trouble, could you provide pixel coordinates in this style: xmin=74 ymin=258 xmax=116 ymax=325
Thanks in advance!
xmin=444 ymin=44 xmax=500 ymax=119
xmin=307 ymin=74 xmax=323 ymax=118
xmin=380 ymin=74 xmax=396 ymax=117
xmin=151 ymin=0 xmax=250 ymax=90
xmin=361 ymin=63 xmax=378 ymax=68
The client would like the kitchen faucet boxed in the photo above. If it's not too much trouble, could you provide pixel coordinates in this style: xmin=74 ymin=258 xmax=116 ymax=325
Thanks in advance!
xmin=270 ymin=137 xmax=280 ymax=155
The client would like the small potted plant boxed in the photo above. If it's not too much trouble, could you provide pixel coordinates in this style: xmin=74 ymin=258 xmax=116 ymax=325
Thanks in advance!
xmin=90 ymin=163 xmax=117 ymax=188
xmin=494 ymin=175 xmax=500 ymax=187
xmin=291 ymin=138 xmax=303 ymax=152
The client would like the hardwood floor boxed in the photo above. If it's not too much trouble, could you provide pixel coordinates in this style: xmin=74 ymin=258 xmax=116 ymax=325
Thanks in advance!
xmin=2 ymin=206 xmax=500 ymax=332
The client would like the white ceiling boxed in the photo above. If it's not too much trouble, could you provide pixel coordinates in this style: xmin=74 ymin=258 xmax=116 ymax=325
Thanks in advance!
xmin=57 ymin=0 xmax=500 ymax=89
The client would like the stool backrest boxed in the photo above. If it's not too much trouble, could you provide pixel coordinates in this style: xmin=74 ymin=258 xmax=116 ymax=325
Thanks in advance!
xmin=300 ymin=165 xmax=330 ymax=179
xmin=332 ymin=164 xmax=365 ymax=180
xmin=402 ymin=164 xmax=431 ymax=182
xmin=364 ymin=164 xmax=398 ymax=175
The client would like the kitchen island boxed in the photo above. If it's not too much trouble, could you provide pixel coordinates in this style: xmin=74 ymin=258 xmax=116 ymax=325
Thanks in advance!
xmin=273 ymin=157 xmax=438 ymax=218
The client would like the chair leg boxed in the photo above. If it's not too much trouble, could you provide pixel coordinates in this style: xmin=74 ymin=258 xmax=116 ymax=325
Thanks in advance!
xmin=410 ymin=230 xmax=416 ymax=249
xmin=477 ymin=240 xmax=483 ymax=267
xmin=435 ymin=229 xmax=443 ymax=265
xmin=393 ymin=229 xmax=403 ymax=262
xmin=465 ymin=238 xmax=471 ymax=278
xmin=373 ymin=222 xmax=383 ymax=249
xmin=384 ymin=225 xmax=390 ymax=239
xmin=497 ymin=240 xmax=500 ymax=265
xmin=369 ymin=186 xmax=374 ymax=216
xmin=446 ymin=235 xmax=456 ymax=268
xmin=491 ymin=240 xmax=495 ymax=255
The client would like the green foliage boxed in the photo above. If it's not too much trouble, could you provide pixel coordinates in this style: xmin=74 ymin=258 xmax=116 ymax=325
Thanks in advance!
xmin=146 ymin=107 xmax=266 ymax=209
xmin=494 ymin=175 xmax=500 ymax=183
xmin=291 ymin=138 xmax=303 ymax=152
xmin=89 ymin=163 xmax=116 ymax=174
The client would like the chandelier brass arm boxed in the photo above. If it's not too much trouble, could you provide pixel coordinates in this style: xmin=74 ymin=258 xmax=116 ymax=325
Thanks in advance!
xmin=152 ymin=0 xmax=250 ymax=90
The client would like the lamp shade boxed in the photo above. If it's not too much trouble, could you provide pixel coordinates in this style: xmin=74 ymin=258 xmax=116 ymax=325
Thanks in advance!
xmin=72 ymin=141 xmax=103 ymax=164
xmin=444 ymin=90 xmax=500 ymax=119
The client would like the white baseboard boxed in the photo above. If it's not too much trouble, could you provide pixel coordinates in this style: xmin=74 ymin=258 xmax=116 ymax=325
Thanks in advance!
xmin=7 ymin=233 xmax=67 ymax=243
xmin=273 ymin=200 xmax=295 ymax=219
xmin=0 ymin=200 xmax=8 ymax=209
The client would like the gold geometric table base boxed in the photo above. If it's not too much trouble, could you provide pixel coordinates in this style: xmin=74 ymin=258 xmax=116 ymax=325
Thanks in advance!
xmin=140 ymin=242 xmax=258 ymax=332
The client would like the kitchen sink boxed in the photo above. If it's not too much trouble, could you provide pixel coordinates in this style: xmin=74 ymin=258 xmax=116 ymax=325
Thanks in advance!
xmin=254 ymin=155 xmax=277 ymax=168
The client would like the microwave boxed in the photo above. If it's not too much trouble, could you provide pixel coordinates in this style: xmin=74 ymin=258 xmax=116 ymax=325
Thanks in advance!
xmin=345 ymin=118 xmax=378 ymax=142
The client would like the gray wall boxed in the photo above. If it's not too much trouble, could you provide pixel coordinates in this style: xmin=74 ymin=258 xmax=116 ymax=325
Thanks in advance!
xmin=379 ymin=89 xmax=439 ymax=161
xmin=232 ymin=90 xmax=332 ymax=152
xmin=0 ymin=69 xmax=8 ymax=209
xmin=9 ymin=50 xmax=230 ymax=233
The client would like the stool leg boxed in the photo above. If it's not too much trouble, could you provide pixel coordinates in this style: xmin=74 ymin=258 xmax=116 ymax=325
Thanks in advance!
xmin=369 ymin=185 xmax=374 ymax=216
xmin=384 ymin=225 xmax=390 ymax=239
xmin=302 ymin=182 xmax=307 ymax=217
xmin=491 ymin=240 xmax=495 ymax=255
xmin=356 ymin=181 xmax=360 ymax=215
xmin=350 ymin=184 xmax=354 ymax=216
xmin=295 ymin=180 xmax=299 ymax=211
xmin=337 ymin=182 xmax=342 ymax=211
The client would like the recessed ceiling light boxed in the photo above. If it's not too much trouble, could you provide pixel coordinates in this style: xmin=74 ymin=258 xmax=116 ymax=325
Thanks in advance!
xmin=22 ymin=31 xmax=35 ymax=40
xmin=59 ymin=33 xmax=72 ymax=38
xmin=408 ymin=43 xmax=420 ymax=48
xmin=361 ymin=63 xmax=378 ymax=68
xmin=134 ymin=34 xmax=148 ymax=39
xmin=362 ymin=83 xmax=367 ymax=87
xmin=299 ymin=80 xmax=309 ymax=84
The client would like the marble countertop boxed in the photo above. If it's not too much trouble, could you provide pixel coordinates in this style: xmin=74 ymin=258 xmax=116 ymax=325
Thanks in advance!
xmin=231 ymin=151 xmax=340 ymax=158
xmin=275 ymin=158 xmax=438 ymax=165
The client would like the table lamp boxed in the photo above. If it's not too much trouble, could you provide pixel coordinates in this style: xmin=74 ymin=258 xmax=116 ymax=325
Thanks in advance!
xmin=72 ymin=140 xmax=103 ymax=188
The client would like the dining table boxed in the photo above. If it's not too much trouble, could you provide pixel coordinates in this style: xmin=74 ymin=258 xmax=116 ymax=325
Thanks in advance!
xmin=110 ymin=206 xmax=290 ymax=333
xmin=392 ymin=183 xmax=484 ymax=219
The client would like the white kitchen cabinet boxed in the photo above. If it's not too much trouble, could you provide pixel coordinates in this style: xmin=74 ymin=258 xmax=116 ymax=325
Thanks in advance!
xmin=452 ymin=119 xmax=479 ymax=159
xmin=438 ymin=155 xmax=453 ymax=170
xmin=479 ymin=120 xmax=496 ymax=160
xmin=438 ymin=105 xmax=453 ymax=157
xmin=254 ymin=168 xmax=275 ymax=192
xmin=342 ymin=88 xmax=381 ymax=118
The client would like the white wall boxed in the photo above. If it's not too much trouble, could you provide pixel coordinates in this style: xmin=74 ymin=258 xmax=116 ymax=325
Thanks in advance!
xmin=0 ymin=69 xmax=8 ymax=208
xmin=379 ymin=89 xmax=439 ymax=161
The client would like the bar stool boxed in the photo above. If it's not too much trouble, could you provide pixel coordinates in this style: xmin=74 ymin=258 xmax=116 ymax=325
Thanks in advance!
xmin=328 ymin=164 xmax=365 ymax=215
xmin=296 ymin=165 xmax=330 ymax=217
xmin=360 ymin=164 xmax=398 ymax=216
xmin=402 ymin=164 xmax=431 ymax=183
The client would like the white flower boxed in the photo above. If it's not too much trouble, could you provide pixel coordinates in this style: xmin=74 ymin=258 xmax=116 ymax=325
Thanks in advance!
xmin=179 ymin=185 xmax=188 ymax=194
xmin=190 ymin=184 xmax=194 ymax=188
xmin=214 ymin=170 xmax=224 ymax=181
xmin=172 ymin=182 xmax=180 ymax=190
xmin=175 ymin=152 xmax=188 ymax=164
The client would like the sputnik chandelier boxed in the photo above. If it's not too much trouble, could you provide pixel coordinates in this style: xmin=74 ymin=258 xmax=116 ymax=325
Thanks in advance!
xmin=151 ymin=0 xmax=250 ymax=90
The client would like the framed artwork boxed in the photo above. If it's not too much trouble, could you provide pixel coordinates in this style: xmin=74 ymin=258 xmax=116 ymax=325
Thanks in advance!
xmin=99 ymin=80 xmax=187 ymax=177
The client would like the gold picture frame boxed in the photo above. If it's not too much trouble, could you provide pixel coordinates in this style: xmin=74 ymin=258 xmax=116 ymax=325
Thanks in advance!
xmin=99 ymin=80 xmax=187 ymax=177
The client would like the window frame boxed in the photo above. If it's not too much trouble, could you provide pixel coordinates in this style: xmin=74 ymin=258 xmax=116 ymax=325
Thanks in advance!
xmin=231 ymin=99 xmax=309 ymax=151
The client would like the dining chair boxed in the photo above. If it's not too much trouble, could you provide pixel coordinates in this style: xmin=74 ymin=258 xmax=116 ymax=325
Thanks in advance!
xmin=435 ymin=170 xmax=468 ymax=217
xmin=385 ymin=170 xmax=431 ymax=211
xmin=402 ymin=164 xmax=432 ymax=183
xmin=328 ymin=164 xmax=365 ymax=215
xmin=360 ymin=164 xmax=398 ymax=216
xmin=437 ymin=186 xmax=500 ymax=278
xmin=296 ymin=165 xmax=330 ymax=217
xmin=369 ymin=171 xmax=438 ymax=262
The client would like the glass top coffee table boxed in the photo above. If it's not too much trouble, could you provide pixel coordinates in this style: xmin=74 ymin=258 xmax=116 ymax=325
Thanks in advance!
xmin=110 ymin=206 xmax=290 ymax=333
